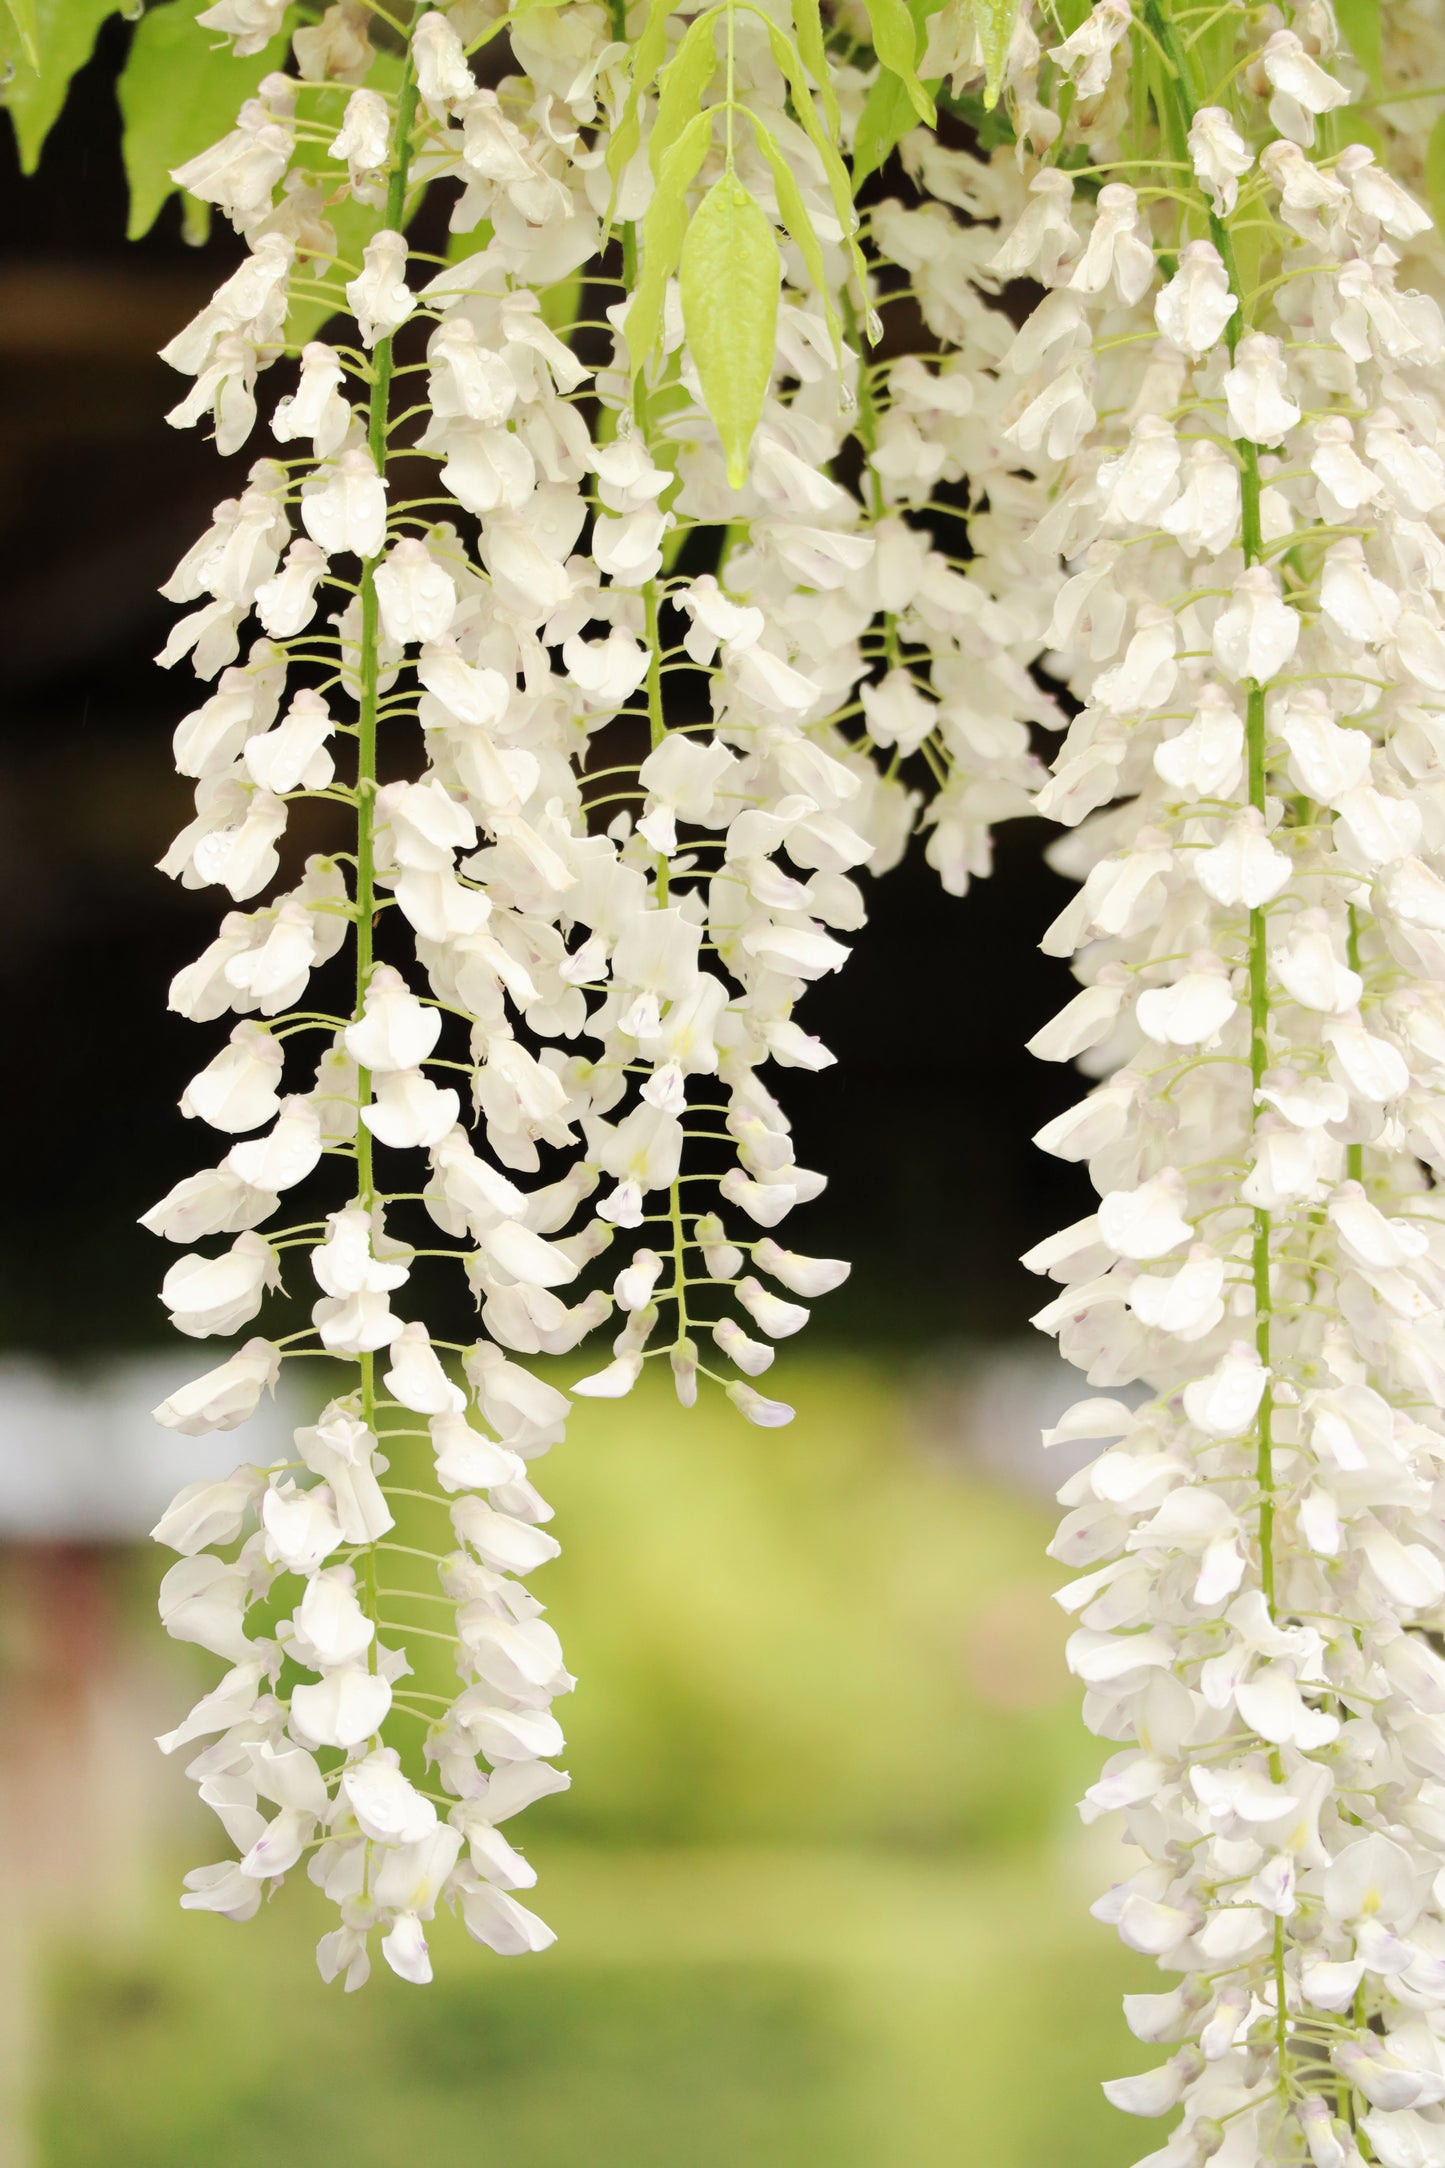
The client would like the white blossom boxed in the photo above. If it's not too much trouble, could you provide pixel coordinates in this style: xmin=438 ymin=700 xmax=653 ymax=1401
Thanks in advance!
xmin=1188 ymin=107 xmax=1253 ymax=217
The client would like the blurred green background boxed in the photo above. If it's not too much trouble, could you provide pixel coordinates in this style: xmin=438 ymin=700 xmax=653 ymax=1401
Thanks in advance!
xmin=3 ymin=1361 xmax=1152 ymax=2167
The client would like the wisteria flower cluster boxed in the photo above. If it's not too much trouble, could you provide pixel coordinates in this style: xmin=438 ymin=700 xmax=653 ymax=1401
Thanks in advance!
xmin=142 ymin=0 xmax=1032 ymax=1990
xmin=1000 ymin=4 xmax=1445 ymax=2160
xmin=137 ymin=0 xmax=1445 ymax=2147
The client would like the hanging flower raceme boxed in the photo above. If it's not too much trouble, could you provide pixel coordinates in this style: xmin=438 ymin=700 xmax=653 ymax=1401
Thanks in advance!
xmin=856 ymin=122 xmax=1056 ymax=897
xmin=145 ymin=0 xmax=1027 ymax=1985
xmin=1008 ymin=2 xmax=1445 ymax=2157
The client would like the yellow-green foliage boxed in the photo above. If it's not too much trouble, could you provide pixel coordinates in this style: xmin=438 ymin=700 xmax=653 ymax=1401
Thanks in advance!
xmin=244 ymin=1358 xmax=1097 ymax=1848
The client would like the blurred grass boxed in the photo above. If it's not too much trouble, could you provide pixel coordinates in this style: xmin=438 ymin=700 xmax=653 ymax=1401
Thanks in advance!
xmin=377 ymin=1355 xmax=1104 ymax=1848
xmin=31 ymin=1356 xmax=1148 ymax=2165
xmin=39 ymin=1848 xmax=1143 ymax=2167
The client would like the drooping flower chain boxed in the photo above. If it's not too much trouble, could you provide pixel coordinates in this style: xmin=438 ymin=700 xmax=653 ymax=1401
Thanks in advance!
xmin=1003 ymin=3 xmax=1445 ymax=2159
xmin=145 ymin=0 xmax=1022 ymax=1988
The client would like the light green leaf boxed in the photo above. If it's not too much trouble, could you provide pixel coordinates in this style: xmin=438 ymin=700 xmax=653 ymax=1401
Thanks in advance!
xmin=1188 ymin=7 xmax=1238 ymax=118
xmin=679 ymin=173 xmax=780 ymax=490
xmin=754 ymin=14 xmax=866 ymax=298
xmin=852 ymin=71 xmax=918 ymax=187
xmin=0 ymin=0 xmax=117 ymax=173
xmin=608 ymin=0 xmax=691 ymax=188
xmin=852 ymin=0 xmax=946 ymax=184
xmin=789 ymin=0 xmax=839 ymax=136
xmin=861 ymin=0 xmax=934 ymax=126
xmin=1333 ymin=0 xmax=1381 ymax=89
xmin=744 ymin=109 xmax=840 ymax=361
xmin=3 ymin=0 xmax=38 ymax=71
xmin=118 ymin=1 xmax=295 ymax=241
xmin=625 ymin=105 xmax=714 ymax=373
xmin=649 ymin=8 xmax=717 ymax=175
xmin=973 ymin=0 xmax=1020 ymax=107
xmin=1426 ymin=112 xmax=1445 ymax=240
xmin=1126 ymin=18 xmax=1151 ymax=160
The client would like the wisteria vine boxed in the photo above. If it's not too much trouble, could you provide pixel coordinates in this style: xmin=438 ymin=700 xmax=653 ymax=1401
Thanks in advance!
xmin=135 ymin=0 xmax=1445 ymax=2155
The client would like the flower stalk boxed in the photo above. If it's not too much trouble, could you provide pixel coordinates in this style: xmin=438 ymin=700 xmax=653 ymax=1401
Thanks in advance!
xmin=355 ymin=36 xmax=422 ymax=1659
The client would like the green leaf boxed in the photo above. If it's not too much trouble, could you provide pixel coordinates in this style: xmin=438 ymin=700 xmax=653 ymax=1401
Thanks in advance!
xmin=936 ymin=82 xmax=1013 ymax=147
xmin=973 ymin=0 xmax=1020 ymax=108
xmin=752 ymin=12 xmax=867 ymax=298
xmin=854 ymin=0 xmax=1008 ymax=164
xmin=860 ymin=0 xmax=934 ymax=127
xmin=853 ymin=70 xmax=916 ymax=187
xmin=789 ymin=0 xmax=839 ymax=136
xmin=608 ymin=0 xmax=692 ymax=188
xmin=851 ymin=0 xmax=945 ymax=185
xmin=679 ymin=173 xmax=780 ymax=490
xmin=1426 ymin=111 xmax=1445 ymax=240
xmin=2 ymin=0 xmax=38 ymax=71
xmin=744 ymin=109 xmax=840 ymax=360
xmin=118 ymin=1 xmax=295 ymax=241
xmin=1126 ymin=18 xmax=1150 ymax=160
xmin=1333 ymin=0 xmax=1381 ymax=89
xmin=649 ymin=8 xmax=717 ymax=175
xmin=625 ymin=106 xmax=714 ymax=373
xmin=0 ymin=0 xmax=117 ymax=173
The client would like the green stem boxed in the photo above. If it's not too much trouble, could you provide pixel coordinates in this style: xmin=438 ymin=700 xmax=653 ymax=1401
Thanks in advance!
xmin=1146 ymin=0 xmax=1277 ymax=1611
xmin=844 ymin=289 xmax=900 ymax=670
xmin=1245 ymin=679 xmax=1275 ymax=1627
xmin=725 ymin=0 xmax=736 ymax=166
xmin=643 ymin=591 xmax=667 ymax=765
xmin=1149 ymin=0 xmax=1292 ymax=2099
xmin=624 ymin=205 xmax=690 ymax=1342
xmin=355 ymin=27 xmax=422 ymax=1662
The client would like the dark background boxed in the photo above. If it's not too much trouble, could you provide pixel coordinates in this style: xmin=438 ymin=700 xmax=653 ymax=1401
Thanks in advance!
xmin=0 ymin=19 xmax=1086 ymax=1356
